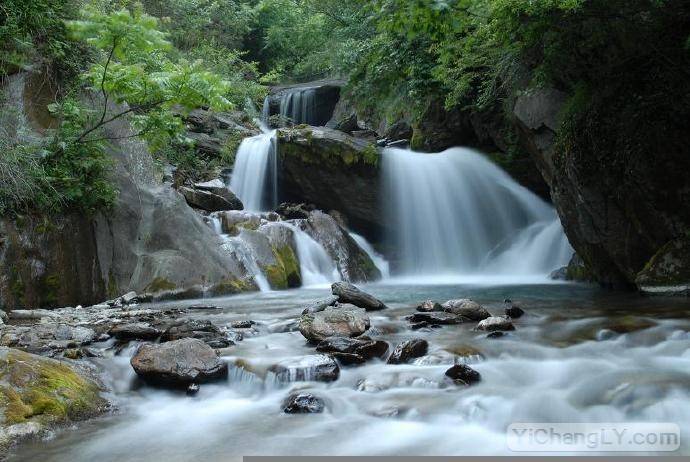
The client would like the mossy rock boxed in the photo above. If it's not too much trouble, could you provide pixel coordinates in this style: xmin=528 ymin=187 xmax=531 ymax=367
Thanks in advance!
xmin=0 ymin=348 xmax=106 ymax=427
xmin=207 ymin=277 xmax=257 ymax=297
xmin=261 ymin=244 xmax=302 ymax=290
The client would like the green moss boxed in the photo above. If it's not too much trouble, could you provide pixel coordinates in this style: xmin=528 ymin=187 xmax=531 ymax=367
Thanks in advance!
xmin=0 ymin=349 xmax=105 ymax=425
xmin=145 ymin=277 xmax=177 ymax=293
xmin=636 ymin=238 xmax=690 ymax=286
xmin=208 ymin=277 xmax=256 ymax=296
xmin=410 ymin=128 xmax=424 ymax=151
xmin=262 ymin=264 xmax=287 ymax=290
xmin=275 ymin=245 xmax=301 ymax=288
xmin=107 ymin=270 xmax=118 ymax=299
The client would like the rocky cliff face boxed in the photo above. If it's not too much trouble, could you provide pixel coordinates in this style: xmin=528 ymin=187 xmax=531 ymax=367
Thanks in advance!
xmin=513 ymin=87 xmax=690 ymax=292
xmin=0 ymin=73 xmax=256 ymax=309
xmin=277 ymin=127 xmax=383 ymax=239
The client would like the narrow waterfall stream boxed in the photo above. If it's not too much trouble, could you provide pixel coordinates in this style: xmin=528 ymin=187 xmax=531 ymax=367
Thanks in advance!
xmin=382 ymin=147 xmax=572 ymax=281
xmin=279 ymin=87 xmax=317 ymax=125
xmin=229 ymin=129 xmax=278 ymax=212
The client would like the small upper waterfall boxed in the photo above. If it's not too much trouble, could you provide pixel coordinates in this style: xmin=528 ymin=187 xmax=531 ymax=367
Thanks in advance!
xmin=383 ymin=147 xmax=572 ymax=279
xmin=279 ymin=88 xmax=317 ymax=125
xmin=229 ymin=129 xmax=278 ymax=211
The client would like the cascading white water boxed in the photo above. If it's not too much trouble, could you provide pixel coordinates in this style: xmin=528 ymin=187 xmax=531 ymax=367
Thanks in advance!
xmin=349 ymin=231 xmax=390 ymax=279
xmin=280 ymin=222 xmax=340 ymax=286
xmin=383 ymin=147 xmax=572 ymax=278
xmin=229 ymin=130 xmax=278 ymax=211
xmin=208 ymin=216 xmax=271 ymax=292
xmin=279 ymin=88 xmax=317 ymax=125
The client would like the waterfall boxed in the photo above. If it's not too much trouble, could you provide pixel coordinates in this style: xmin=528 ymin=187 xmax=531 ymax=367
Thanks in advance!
xmin=279 ymin=88 xmax=317 ymax=125
xmin=208 ymin=216 xmax=271 ymax=292
xmin=382 ymin=147 xmax=572 ymax=278
xmin=261 ymin=96 xmax=271 ymax=124
xmin=229 ymin=129 xmax=278 ymax=211
xmin=280 ymin=223 xmax=340 ymax=286
xmin=349 ymin=232 xmax=390 ymax=279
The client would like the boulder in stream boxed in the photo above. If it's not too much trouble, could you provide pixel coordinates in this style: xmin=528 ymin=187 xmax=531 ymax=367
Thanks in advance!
xmin=315 ymin=336 xmax=388 ymax=361
xmin=407 ymin=312 xmax=464 ymax=325
xmin=298 ymin=306 xmax=370 ymax=343
xmin=109 ymin=323 xmax=161 ymax=341
xmin=442 ymin=299 xmax=491 ymax=321
xmin=179 ymin=185 xmax=243 ymax=212
xmin=445 ymin=364 xmax=481 ymax=385
xmin=387 ymin=339 xmax=429 ymax=364
xmin=130 ymin=338 xmax=228 ymax=387
xmin=331 ymin=282 xmax=386 ymax=311
xmin=476 ymin=316 xmax=515 ymax=332
xmin=283 ymin=392 xmax=325 ymax=414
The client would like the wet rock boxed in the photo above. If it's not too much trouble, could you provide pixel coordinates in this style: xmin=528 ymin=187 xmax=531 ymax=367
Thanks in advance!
xmin=130 ymin=338 xmax=228 ymax=387
xmin=487 ymin=331 xmax=505 ymax=339
xmin=179 ymin=185 xmax=243 ymax=212
xmin=315 ymin=337 xmax=388 ymax=360
xmin=407 ymin=312 xmax=463 ymax=325
xmin=387 ymin=339 xmax=429 ymax=364
xmin=230 ymin=320 xmax=255 ymax=329
xmin=331 ymin=282 xmax=386 ymax=311
xmin=301 ymin=296 xmax=339 ymax=315
xmin=283 ymin=392 xmax=325 ymax=414
xmin=444 ymin=345 xmax=484 ymax=362
xmin=109 ymin=323 xmax=160 ymax=341
xmin=0 ymin=310 xmax=7 ymax=323
xmin=186 ymin=383 xmax=200 ymax=396
xmin=268 ymin=354 xmax=340 ymax=383
xmin=298 ymin=306 xmax=370 ymax=343
xmin=300 ymin=211 xmax=381 ymax=283
xmin=504 ymin=300 xmax=525 ymax=319
xmin=476 ymin=316 xmax=515 ymax=332
xmin=330 ymin=352 xmax=366 ymax=366
xmin=416 ymin=300 xmax=443 ymax=312
xmin=445 ymin=364 xmax=481 ymax=385
xmin=276 ymin=202 xmax=315 ymax=220
xmin=442 ymin=299 xmax=491 ymax=321
xmin=161 ymin=320 xmax=231 ymax=347
xmin=63 ymin=348 xmax=83 ymax=360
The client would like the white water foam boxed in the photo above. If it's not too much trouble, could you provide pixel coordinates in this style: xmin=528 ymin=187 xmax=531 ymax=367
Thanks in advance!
xmin=382 ymin=147 xmax=572 ymax=280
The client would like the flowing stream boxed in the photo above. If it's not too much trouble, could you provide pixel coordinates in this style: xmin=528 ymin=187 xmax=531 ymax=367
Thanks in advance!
xmin=382 ymin=147 xmax=572 ymax=281
xmin=229 ymin=129 xmax=278 ymax=212
xmin=11 ymin=284 xmax=690 ymax=460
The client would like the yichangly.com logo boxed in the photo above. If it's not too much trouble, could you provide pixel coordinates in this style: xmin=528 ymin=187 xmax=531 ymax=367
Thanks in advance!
xmin=507 ymin=423 xmax=681 ymax=452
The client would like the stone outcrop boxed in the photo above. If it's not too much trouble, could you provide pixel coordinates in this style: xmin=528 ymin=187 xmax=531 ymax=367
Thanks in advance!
xmin=0 ymin=73 xmax=257 ymax=309
xmin=299 ymin=213 xmax=381 ymax=283
xmin=514 ymin=86 xmax=690 ymax=289
xmin=298 ymin=306 xmax=370 ymax=343
xmin=277 ymin=126 xmax=383 ymax=238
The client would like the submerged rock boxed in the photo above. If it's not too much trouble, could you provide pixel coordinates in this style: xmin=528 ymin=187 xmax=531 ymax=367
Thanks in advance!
xmin=636 ymin=237 xmax=690 ymax=296
xmin=476 ymin=316 xmax=515 ymax=332
xmin=387 ymin=339 xmax=429 ymax=364
xmin=282 ymin=392 xmax=325 ymax=414
xmin=268 ymin=354 xmax=340 ymax=383
xmin=445 ymin=364 xmax=481 ymax=385
xmin=331 ymin=282 xmax=386 ymax=311
xmin=442 ymin=299 xmax=491 ymax=321
xmin=130 ymin=338 xmax=228 ymax=387
xmin=298 ymin=306 xmax=370 ymax=343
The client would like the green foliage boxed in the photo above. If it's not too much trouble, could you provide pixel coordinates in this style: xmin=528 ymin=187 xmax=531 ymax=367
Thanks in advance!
xmin=0 ymin=0 xmax=86 ymax=78
xmin=66 ymin=7 xmax=232 ymax=150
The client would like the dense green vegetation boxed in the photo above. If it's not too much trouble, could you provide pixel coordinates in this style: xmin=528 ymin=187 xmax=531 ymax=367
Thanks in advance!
xmin=1 ymin=0 xmax=688 ymax=215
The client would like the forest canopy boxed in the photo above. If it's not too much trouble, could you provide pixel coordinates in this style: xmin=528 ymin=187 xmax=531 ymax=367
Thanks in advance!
xmin=1 ymin=0 xmax=688 ymax=215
